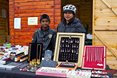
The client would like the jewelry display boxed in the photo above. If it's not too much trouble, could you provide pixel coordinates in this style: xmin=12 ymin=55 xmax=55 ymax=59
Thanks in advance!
xmin=36 ymin=67 xmax=69 ymax=77
xmin=58 ymin=37 xmax=80 ymax=62
xmin=28 ymin=43 xmax=43 ymax=65
xmin=54 ymin=33 xmax=85 ymax=68
xmin=82 ymin=46 xmax=106 ymax=70
xmin=20 ymin=59 xmax=40 ymax=72
xmin=67 ymin=70 xmax=91 ymax=78
xmin=91 ymin=70 xmax=109 ymax=78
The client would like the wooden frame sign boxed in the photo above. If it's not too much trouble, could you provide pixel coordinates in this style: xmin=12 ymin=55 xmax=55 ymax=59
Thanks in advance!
xmin=54 ymin=33 xmax=85 ymax=68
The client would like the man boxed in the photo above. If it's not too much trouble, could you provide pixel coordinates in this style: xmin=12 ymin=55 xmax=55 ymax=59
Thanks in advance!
xmin=32 ymin=14 xmax=56 ymax=57
xmin=57 ymin=4 xmax=86 ymax=33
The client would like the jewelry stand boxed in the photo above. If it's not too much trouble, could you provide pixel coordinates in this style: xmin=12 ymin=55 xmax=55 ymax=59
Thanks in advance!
xmin=28 ymin=43 xmax=43 ymax=65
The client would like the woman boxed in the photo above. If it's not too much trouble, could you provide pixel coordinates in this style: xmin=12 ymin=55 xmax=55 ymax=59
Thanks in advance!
xmin=57 ymin=4 xmax=86 ymax=33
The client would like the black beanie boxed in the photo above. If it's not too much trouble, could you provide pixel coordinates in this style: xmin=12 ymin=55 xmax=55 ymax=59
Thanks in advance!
xmin=40 ymin=14 xmax=50 ymax=22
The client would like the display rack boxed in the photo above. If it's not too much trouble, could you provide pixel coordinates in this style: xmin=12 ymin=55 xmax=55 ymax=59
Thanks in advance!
xmin=28 ymin=43 xmax=43 ymax=64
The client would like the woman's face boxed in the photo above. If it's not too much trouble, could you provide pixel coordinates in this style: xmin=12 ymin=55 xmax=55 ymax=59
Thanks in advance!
xmin=64 ymin=12 xmax=74 ymax=21
xmin=40 ymin=18 xmax=50 ymax=27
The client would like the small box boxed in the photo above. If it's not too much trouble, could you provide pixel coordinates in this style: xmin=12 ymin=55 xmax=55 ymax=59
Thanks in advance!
xmin=36 ymin=67 xmax=69 ymax=77
xmin=28 ymin=43 xmax=43 ymax=64
xmin=82 ymin=46 xmax=106 ymax=70
xmin=54 ymin=33 xmax=85 ymax=69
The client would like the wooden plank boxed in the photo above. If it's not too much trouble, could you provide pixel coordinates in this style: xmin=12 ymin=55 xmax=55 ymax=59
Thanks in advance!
xmin=55 ymin=0 xmax=61 ymax=5
xmin=106 ymin=56 xmax=117 ymax=60
xmin=95 ymin=9 xmax=115 ymax=17
xmin=94 ymin=25 xmax=117 ymax=30
xmin=111 ymin=8 xmax=117 ymax=15
xmin=107 ymin=60 xmax=117 ymax=65
xmin=93 ymin=34 xmax=117 ymax=49
xmin=55 ymin=9 xmax=61 ymax=13
xmin=14 ymin=1 xmax=54 ymax=6
xmin=95 ymin=0 xmax=117 ymax=16
xmin=101 ymin=0 xmax=117 ymax=8
xmin=14 ymin=39 xmax=31 ymax=43
xmin=95 ymin=0 xmax=108 ymax=9
xmin=15 ymin=32 xmax=33 ymax=35
xmin=55 ymin=5 xmax=61 ymax=9
xmin=94 ymin=31 xmax=117 ymax=38
xmin=109 ymin=64 xmax=117 ymax=70
xmin=101 ymin=0 xmax=117 ymax=16
xmin=14 ymin=13 xmax=54 ymax=17
xmin=15 ymin=9 xmax=54 ymax=14
xmin=14 ymin=0 xmax=53 ymax=3
xmin=107 ymin=51 xmax=113 ymax=56
xmin=15 ymin=5 xmax=54 ymax=10
xmin=95 ymin=17 xmax=117 ymax=26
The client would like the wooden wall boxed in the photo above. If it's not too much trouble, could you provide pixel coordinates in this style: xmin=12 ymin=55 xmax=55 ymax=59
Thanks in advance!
xmin=9 ymin=0 xmax=61 ymax=45
xmin=0 ymin=0 xmax=9 ymax=45
xmin=93 ymin=0 xmax=117 ymax=69
xmin=62 ymin=0 xmax=92 ymax=33
xmin=9 ymin=0 xmax=92 ymax=45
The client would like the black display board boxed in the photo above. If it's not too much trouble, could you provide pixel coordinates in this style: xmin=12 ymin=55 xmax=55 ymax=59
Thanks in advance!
xmin=54 ymin=33 xmax=85 ymax=67
xmin=28 ymin=43 xmax=43 ymax=63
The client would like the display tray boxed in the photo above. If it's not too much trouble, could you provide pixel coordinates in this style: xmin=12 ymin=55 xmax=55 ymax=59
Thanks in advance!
xmin=82 ymin=46 xmax=106 ymax=70
xmin=28 ymin=43 xmax=43 ymax=64
xmin=54 ymin=33 xmax=85 ymax=69
xmin=36 ymin=67 xmax=69 ymax=77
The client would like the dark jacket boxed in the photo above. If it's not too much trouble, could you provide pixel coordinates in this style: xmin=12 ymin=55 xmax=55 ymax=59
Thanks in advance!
xmin=32 ymin=27 xmax=56 ymax=56
xmin=57 ymin=18 xmax=86 ymax=33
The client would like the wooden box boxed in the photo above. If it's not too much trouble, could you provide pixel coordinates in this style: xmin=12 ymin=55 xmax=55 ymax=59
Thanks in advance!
xmin=28 ymin=43 xmax=43 ymax=64
xmin=54 ymin=33 xmax=85 ymax=69
xmin=82 ymin=46 xmax=106 ymax=70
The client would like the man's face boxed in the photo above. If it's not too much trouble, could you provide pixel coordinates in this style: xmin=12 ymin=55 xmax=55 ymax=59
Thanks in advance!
xmin=64 ymin=12 xmax=74 ymax=21
xmin=40 ymin=18 xmax=50 ymax=27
